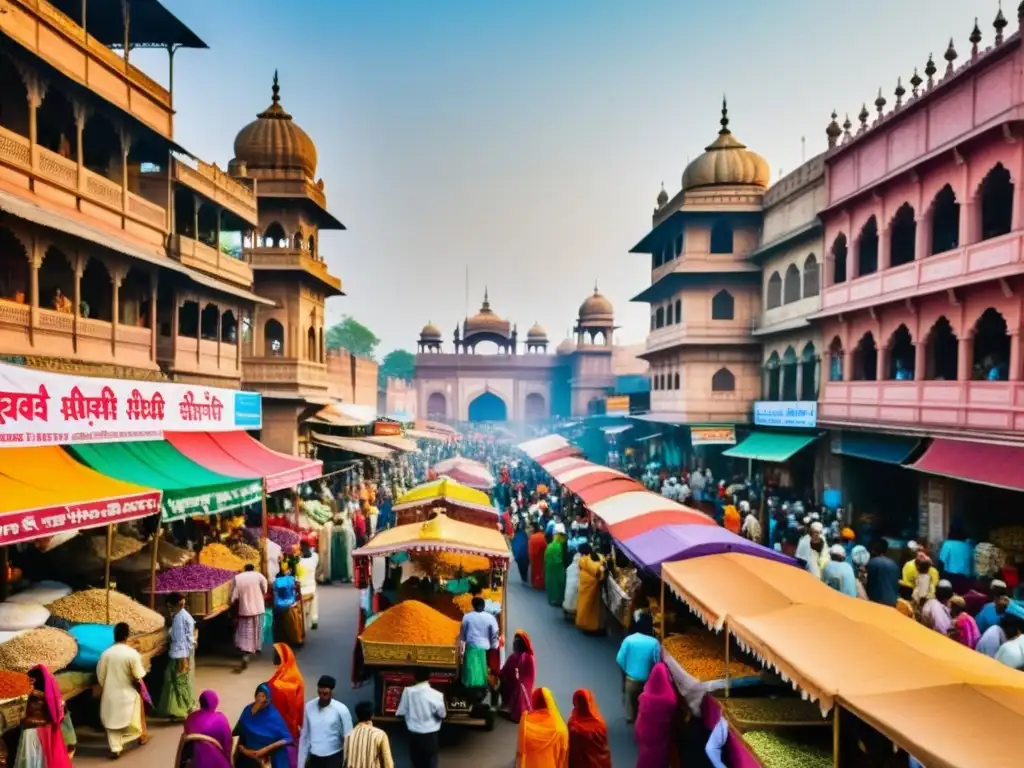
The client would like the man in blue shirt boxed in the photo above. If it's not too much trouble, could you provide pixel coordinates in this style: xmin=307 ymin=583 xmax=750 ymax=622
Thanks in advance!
xmin=459 ymin=598 xmax=499 ymax=693
xmin=158 ymin=592 xmax=196 ymax=720
xmin=615 ymin=613 xmax=661 ymax=723
xmin=298 ymin=675 xmax=353 ymax=767
xmin=865 ymin=538 xmax=900 ymax=607
xmin=976 ymin=579 xmax=1024 ymax=634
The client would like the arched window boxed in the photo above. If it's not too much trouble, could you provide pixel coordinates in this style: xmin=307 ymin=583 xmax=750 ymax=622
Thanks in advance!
xmin=765 ymin=352 xmax=781 ymax=400
xmin=783 ymin=263 xmax=801 ymax=304
xmin=710 ymin=220 xmax=734 ymax=254
xmin=711 ymin=289 xmax=734 ymax=320
xmin=221 ymin=311 xmax=238 ymax=344
xmin=781 ymin=346 xmax=798 ymax=400
xmin=673 ymin=233 xmax=683 ymax=258
xmin=199 ymin=303 xmax=219 ymax=340
xmin=711 ymin=367 xmax=735 ymax=392
xmin=674 ymin=299 xmax=682 ymax=324
xmin=263 ymin=222 xmax=287 ymax=248
xmin=972 ymin=307 xmax=1010 ymax=380
xmin=889 ymin=203 xmax=917 ymax=268
xmin=307 ymin=327 xmax=317 ymax=360
xmin=655 ymin=307 xmax=665 ymax=328
xmin=887 ymin=324 xmax=914 ymax=380
xmin=674 ymin=371 xmax=680 ymax=390
xmin=801 ymin=342 xmax=817 ymax=399
xmin=853 ymin=331 xmax=878 ymax=381
xmin=803 ymin=254 xmax=820 ymax=297
xmin=293 ymin=232 xmax=303 ymax=250
xmin=924 ymin=316 xmax=958 ymax=380
xmin=766 ymin=272 xmax=782 ymax=310
xmin=930 ymin=184 xmax=960 ymax=255
xmin=979 ymin=163 xmax=1014 ymax=241
xmin=308 ymin=235 xmax=316 ymax=255
xmin=828 ymin=336 xmax=844 ymax=382
xmin=264 ymin=319 xmax=285 ymax=356
xmin=857 ymin=216 xmax=879 ymax=276
xmin=831 ymin=234 xmax=848 ymax=284
xmin=665 ymin=302 xmax=674 ymax=325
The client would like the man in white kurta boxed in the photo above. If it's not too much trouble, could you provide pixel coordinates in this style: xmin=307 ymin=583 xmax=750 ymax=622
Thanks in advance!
xmin=96 ymin=622 xmax=147 ymax=756
xmin=298 ymin=542 xmax=320 ymax=631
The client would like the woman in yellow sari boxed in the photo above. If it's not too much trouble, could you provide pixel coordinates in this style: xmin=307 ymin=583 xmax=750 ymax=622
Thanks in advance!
xmin=575 ymin=544 xmax=605 ymax=634
xmin=517 ymin=687 xmax=568 ymax=767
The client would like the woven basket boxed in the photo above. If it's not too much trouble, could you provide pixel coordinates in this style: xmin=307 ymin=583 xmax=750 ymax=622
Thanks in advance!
xmin=360 ymin=639 xmax=458 ymax=667
xmin=134 ymin=627 xmax=169 ymax=657
xmin=0 ymin=695 xmax=27 ymax=733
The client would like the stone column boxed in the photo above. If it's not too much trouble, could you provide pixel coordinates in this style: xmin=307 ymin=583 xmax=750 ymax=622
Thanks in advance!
xmin=149 ymin=270 xmax=158 ymax=362
xmin=192 ymin=196 xmax=200 ymax=240
xmin=959 ymin=201 xmax=978 ymax=246
xmin=915 ymin=213 xmax=933 ymax=260
xmin=876 ymin=346 xmax=887 ymax=381
xmin=236 ymin=309 xmax=243 ymax=369
xmin=25 ymin=74 xmax=45 ymax=173
xmin=171 ymin=293 xmax=181 ymax=361
xmin=957 ymin=337 xmax=972 ymax=381
xmin=119 ymin=130 xmax=132 ymax=214
xmin=848 ymin=237 xmax=861 ymax=281
xmin=214 ymin=209 xmax=222 ymax=269
xmin=216 ymin=306 xmax=223 ymax=368
xmin=795 ymin=362 xmax=803 ymax=401
xmin=72 ymin=102 xmax=87 ymax=191
xmin=29 ymin=237 xmax=41 ymax=344
xmin=72 ymin=252 xmax=84 ymax=353
xmin=914 ymin=341 xmax=927 ymax=380
xmin=1010 ymin=331 xmax=1021 ymax=381
xmin=195 ymin=302 xmax=202 ymax=364
xmin=842 ymin=349 xmax=853 ymax=381
xmin=878 ymin=226 xmax=891 ymax=270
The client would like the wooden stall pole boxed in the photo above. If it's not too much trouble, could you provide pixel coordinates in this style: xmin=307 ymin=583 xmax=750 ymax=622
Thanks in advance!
xmin=658 ymin=578 xmax=666 ymax=639
xmin=293 ymin=487 xmax=301 ymax=530
xmin=104 ymin=523 xmax=114 ymax=624
xmin=148 ymin=526 xmax=163 ymax=610
xmin=0 ymin=549 xmax=8 ymax=603
xmin=724 ymin=628 xmax=731 ymax=698
xmin=832 ymin=703 xmax=841 ymax=767
xmin=260 ymin=485 xmax=270 ymax=580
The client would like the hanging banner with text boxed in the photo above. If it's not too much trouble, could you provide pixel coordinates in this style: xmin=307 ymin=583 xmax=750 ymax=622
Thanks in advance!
xmin=690 ymin=426 xmax=737 ymax=446
xmin=0 ymin=362 xmax=262 ymax=446
xmin=753 ymin=401 xmax=818 ymax=429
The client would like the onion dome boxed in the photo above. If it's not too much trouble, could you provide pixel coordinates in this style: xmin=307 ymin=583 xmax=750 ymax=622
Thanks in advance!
xmin=681 ymin=96 xmax=770 ymax=192
xmin=527 ymin=322 xmax=548 ymax=341
xmin=578 ymin=285 xmax=614 ymax=323
xmin=463 ymin=289 xmax=511 ymax=337
xmin=419 ymin=321 xmax=442 ymax=340
xmin=656 ymin=183 xmax=669 ymax=207
xmin=232 ymin=71 xmax=318 ymax=178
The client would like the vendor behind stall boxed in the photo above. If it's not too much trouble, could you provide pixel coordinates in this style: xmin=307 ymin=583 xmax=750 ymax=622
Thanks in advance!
xmin=459 ymin=597 xmax=499 ymax=694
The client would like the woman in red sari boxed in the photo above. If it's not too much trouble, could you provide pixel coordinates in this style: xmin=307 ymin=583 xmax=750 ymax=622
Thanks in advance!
xmin=567 ymin=689 xmax=611 ymax=768
xmin=634 ymin=662 xmax=680 ymax=768
xmin=500 ymin=630 xmax=536 ymax=723
xmin=528 ymin=523 xmax=547 ymax=590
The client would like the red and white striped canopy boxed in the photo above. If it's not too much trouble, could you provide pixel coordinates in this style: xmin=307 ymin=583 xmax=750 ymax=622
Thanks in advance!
xmin=518 ymin=434 xmax=570 ymax=459
xmin=587 ymin=491 xmax=715 ymax=539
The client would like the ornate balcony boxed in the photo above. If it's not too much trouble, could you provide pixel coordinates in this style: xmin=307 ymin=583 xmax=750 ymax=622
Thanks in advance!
xmin=171 ymin=234 xmax=253 ymax=289
xmin=246 ymin=248 xmax=342 ymax=294
xmin=242 ymin=357 xmax=329 ymax=394
xmin=645 ymin=321 xmax=757 ymax=355
xmin=171 ymin=157 xmax=258 ymax=227
xmin=157 ymin=335 xmax=242 ymax=385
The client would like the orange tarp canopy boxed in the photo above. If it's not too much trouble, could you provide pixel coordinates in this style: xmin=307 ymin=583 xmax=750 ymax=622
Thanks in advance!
xmin=353 ymin=513 xmax=510 ymax=560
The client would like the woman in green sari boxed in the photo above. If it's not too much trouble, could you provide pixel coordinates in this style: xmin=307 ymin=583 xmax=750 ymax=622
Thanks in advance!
xmin=330 ymin=508 xmax=355 ymax=583
xmin=544 ymin=523 xmax=568 ymax=607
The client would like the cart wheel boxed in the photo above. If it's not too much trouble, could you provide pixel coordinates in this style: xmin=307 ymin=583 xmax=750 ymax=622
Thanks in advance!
xmin=482 ymin=708 xmax=495 ymax=732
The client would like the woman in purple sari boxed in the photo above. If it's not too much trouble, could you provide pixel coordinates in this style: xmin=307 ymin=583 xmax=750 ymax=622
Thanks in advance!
xmin=176 ymin=690 xmax=231 ymax=768
xmin=499 ymin=630 xmax=536 ymax=723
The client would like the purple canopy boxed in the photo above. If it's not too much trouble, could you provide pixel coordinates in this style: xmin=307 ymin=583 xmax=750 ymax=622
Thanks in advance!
xmin=618 ymin=523 xmax=796 ymax=571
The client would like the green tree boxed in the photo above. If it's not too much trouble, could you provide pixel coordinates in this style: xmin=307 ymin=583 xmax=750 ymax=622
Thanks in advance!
xmin=379 ymin=349 xmax=416 ymax=386
xmin=325 ymin=316 xmax=380 ymax=359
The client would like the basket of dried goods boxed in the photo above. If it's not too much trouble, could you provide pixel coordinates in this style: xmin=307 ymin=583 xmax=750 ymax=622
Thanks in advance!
xmin=148 ymin=564 xmax=236 ymax=618
xmin=359 ymin=601 xmax=460 ymax=667
xmin=723 ymin=697 xmax=830 ymax=730
xmin=87 ymin=532 xmax=146 ymax=562
xmin=0 ymin=627 xmax=78 ymax=673
xmin=0 ymin=670 xmax=33 ymax=729
xmin=741 ymin=730 xmax=832 ymax=768
xmin=227 ymin=541 xmax=262 ymax=568
xmin=48 ymin=589 xmax=166 ymax=635
xmin=198 ymin=543 xmax=248 ymax=572
xmin=662 ymin=633 xmax=760 ymax=683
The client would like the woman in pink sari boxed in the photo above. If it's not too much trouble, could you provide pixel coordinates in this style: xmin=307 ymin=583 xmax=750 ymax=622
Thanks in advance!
xmin=949 ymin=595 xmax=981 ymax=649
xmin=500 ymin=630 xmax=536 ymax=723
xmin=177 ymin=690 xmax=232 ymax=767
xmin=15 ymin=664 xmax=74 ymax=768
xmin=633 ymin=662 xmax=680 ymax=768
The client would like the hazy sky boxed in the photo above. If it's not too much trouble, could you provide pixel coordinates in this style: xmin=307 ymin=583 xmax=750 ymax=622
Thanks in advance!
xmin=137 ymin=0 xmax=1000 ymax=356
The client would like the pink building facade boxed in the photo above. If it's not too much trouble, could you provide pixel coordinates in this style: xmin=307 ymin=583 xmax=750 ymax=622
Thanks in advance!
xmin=817 ymin=9 xmax=1024 ymax=443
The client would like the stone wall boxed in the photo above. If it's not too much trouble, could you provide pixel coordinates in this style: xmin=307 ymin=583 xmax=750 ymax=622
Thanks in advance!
xmin=326 ymin=349 xmax=379 ymax=407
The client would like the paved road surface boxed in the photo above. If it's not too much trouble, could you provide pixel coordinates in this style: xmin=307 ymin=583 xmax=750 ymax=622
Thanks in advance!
xmin=75 ymin=579 xmax=638 ymax=767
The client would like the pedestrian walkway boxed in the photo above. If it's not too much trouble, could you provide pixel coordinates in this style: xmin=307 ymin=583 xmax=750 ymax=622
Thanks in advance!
xmin=75 ymin=581 xmax=638 ymax=767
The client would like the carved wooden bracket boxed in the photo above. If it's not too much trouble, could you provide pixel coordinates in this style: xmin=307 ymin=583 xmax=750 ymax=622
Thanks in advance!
xmin=946 ymin=288 xmax=960 ymax=306
xmin=952 ymin=147 xmax=966 ymax=166
xmin=999 ymin=278 xmax=1014 ymax=298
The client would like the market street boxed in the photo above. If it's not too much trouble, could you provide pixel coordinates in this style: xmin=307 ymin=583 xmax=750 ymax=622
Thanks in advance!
xmin=74 ymin=580 xmax=639 ymax=767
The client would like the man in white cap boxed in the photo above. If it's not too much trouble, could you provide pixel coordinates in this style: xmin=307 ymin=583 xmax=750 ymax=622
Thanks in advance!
xmin=739 ymin=501 xmax=761 ymax=542
xmin=995 ymin=615 xmax=1024 ymax=670
xmin=920 ymin=580 xmax=954 ymax=635
xmin=976 ymin=578 xmax=1024 ymax=634
xmin=796 ymin=521 xmax=829 ymax=579
xmin=822 ymin=544 xmax=858 ymax=597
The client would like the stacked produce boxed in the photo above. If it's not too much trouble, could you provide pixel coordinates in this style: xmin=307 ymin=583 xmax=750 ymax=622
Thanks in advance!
xmin=0 ymin=627 xmax=78 ymax=673
xmin=662 ymin=633 xmax=760 ymax=683
xmin=411 ymin=551 xmax=491 ymax=580
xmin=724 ymin=697 xmax=828 ymax=727
xmin=228 ymin=541 xmax=262 ymax=567
xmin=198 ymin=543 xmax=247 ymax=572
xmin=0 ymin=670 xmax=32 ymax=700
xmin=157 ymin=539 xmax=195 ymax=569
xmin=269 ymin=526 xmax=301 ymax=551
xmin=452 ymin=588 xmax=502 ymax=614
xmin=154 ymin=564 xmax=236 ymax=594
xmin=301 ymin=499 xmax=332 ymax=526
xmin=360 ymin=600 xmax=460 ymax=646
xmin=742 ymin=731 xmax=831 ymax=768
xmin=88 ymin=532 xmax=146 ymax=561
xmin=48 ymin=589 xmax=165 ymax=634
xmin=614 ymin=566 xmax=640 ymax=595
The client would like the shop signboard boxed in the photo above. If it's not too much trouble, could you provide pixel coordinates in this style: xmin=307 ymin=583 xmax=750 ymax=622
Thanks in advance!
xmin=0 ymin=491 xmax=163 ymax=547
xmin=753 ymin=401 xmax=817 ymax=429
xmin=373 ymin=420 xmax=403 ymax=437
xmin=0 ymin=362 xmax=263 ymax=446
xmin=605 ymin=395 xmax=630 ymax=416
xmin=690 ymin=426 xmax=736 ymax=445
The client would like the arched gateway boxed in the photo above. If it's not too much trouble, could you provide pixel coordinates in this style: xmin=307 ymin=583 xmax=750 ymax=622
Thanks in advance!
xmin=468 ymin=392 xmax=507 ymax=422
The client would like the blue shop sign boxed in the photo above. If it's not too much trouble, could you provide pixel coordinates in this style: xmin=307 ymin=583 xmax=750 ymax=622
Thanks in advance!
xmin=753 ymin=401 xmax=817 ymax=429
xmin=233 ymin=392 xmax=263 ymax=428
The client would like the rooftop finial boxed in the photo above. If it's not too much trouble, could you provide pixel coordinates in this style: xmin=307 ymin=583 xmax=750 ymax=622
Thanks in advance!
xmin=483 ymin=286 xmax=489 ymax=307
xmin=719 ymin=94 xmax=730 ymax=134
xmin=272 ymin=70 xmax=280 ymax=105
xmin=995 ymin=2 xmax=1008 ymax=43
xmin=594 ymin=280 xmax=599 ymax=294
xmin=970 ymin=18 xmax=982 ymax=58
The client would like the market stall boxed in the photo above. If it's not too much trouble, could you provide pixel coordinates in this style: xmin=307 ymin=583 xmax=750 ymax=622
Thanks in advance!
xmin=391 ymin=477 xmax=497 ymax=527
xmin=431 ymin=457 xmax=495 ymax=489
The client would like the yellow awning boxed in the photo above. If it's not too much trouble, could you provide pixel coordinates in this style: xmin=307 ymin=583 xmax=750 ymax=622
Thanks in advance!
xmin=354 ymin=513 xmax=509 ymax=559
xmin=393 ymin=477 xmax=493 ymax=512
xmin=310 ymin=433 xmax=395 ymax=460
xmin=0 ymin=447 xmax=162 ymax=545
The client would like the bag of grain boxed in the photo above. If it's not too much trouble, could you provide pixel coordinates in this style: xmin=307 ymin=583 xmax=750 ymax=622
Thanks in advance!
xmin=6 ymin=581 xmax=73 ymax=606
xmin=0 ymin=602 xmax=49 ymax=632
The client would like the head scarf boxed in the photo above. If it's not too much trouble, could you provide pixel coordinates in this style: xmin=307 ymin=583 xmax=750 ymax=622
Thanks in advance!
xmin=267 ymin=643 xmax=305 ymax=738
xmin=517 ymin=688 xmax=568 ymax=763
xmin=567 ymin=689 xmax=612 ymax=768
xmin=851 ymin=545 xmax=870 ymax=568
xmin=183 ymin=690 xmax=232 ymax=768
xmin=235 ymin=684 xmax=293 ymax=768
xmin=634 ymin=662 xmax=677 ymax=744
xmin=829 ymin=544 xmax=846 ymax=558
xmin=841 ymin=527 xmax=855 ymax=541
xmin=514 ymin=629 xmax=535 ymax=656
xmin=30 ymin=664 xmax=72 ymax=768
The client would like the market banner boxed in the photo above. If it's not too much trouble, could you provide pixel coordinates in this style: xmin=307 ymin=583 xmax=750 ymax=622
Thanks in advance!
xmin=690 ymin=425 xmax=736 ymax=445
xmin=0 ymin=491 xmax=163 ymax=547
xmin=161 ymin=479 xmax=264 ymax=523
xmin=0 ymin=362 xmax=262 ymax=446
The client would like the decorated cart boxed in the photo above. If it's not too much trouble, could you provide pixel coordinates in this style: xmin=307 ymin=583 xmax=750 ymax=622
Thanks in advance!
xmin=352 ymin=512 xmax=511 ymax=728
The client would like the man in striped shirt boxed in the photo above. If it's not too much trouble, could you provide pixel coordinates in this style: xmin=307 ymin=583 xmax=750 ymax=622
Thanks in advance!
xmin=344 ymin=701 xmax=394 ymax=768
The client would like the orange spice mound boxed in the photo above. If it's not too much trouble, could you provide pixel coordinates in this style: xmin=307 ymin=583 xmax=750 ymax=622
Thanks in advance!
xmin=360 ymin=600 xmax=460 ymax=646
xmin=0 ymin=670 xmax=32 ymax=700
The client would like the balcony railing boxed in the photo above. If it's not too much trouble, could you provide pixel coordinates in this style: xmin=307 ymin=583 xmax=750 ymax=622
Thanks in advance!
xmin=645 ymin=321 xmax=757 ymax=353
xmin=172 ymin=235 xmax=254 ymax=289
xmin=819 ymin=379 xmax=1024 ymax=434
xmin=0 ymin=125 xmax=168 ymax=234
xmin=0 ymin=299 xmax=157 ymax=371
xmin=246 ymin=248 xmax=343 ymax=292
xmin=157 ymin=335 xmax=242 ymax=382
xmin=171 ymin=156 xmax=258 ymax=226
xmin=648 ymin=390 xmax=754 ymax=423
xmin=242 ymin=357 xmax=329 ymax=391
xmin=819 ymin=231 xmax=1023 ymax=316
